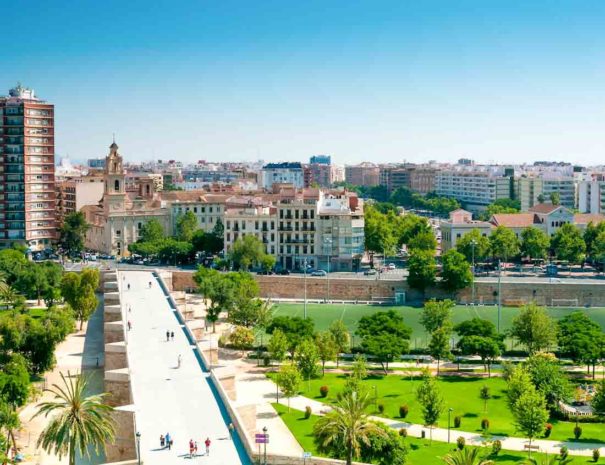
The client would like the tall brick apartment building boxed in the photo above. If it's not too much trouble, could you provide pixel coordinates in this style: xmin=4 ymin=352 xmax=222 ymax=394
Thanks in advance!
xmin=0 ymin=84 xmax=57 ymax=250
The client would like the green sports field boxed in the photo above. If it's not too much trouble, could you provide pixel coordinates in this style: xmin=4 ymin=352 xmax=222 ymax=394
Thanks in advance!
xmin=271 ymin=302 xmax=605 ymax=349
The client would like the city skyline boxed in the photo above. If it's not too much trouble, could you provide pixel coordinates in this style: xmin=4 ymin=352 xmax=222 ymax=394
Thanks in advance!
xmin=3 ymin=1 xmax=605 ymax=165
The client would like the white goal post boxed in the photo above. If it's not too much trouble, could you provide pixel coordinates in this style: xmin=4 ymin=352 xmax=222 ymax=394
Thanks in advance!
xmin=550 ymin=298 xmax=579 ymax=307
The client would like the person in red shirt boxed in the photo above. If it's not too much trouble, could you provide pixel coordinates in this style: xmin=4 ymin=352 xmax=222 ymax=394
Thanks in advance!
xmin=204 ymin=437 xmax=211 ymax=455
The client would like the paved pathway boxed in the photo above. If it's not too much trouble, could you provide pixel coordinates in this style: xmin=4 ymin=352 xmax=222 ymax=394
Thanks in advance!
xmin=121 ymin=270 xmax=245 ymax=465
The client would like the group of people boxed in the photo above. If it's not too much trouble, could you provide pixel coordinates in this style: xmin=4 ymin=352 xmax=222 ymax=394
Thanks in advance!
xmin=159 ymin=434 xmax=211 ymax=457
xmin=166 ymin=330 xmax=175 ymax=341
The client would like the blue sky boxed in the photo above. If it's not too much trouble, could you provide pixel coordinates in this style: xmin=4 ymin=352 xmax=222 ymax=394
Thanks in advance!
xmin=3 ymin=0 xmax=605 ymax=165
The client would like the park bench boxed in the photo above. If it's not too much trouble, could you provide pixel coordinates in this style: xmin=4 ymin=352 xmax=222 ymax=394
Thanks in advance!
xmin=524 ymin=444 xmax=539 ymax=451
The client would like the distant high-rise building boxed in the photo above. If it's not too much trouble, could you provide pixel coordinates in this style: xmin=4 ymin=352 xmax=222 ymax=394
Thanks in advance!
xmin=0 ymin=84 xmax=57 ymax=250
xmin=310 ymin=154 xmax=331 ymax=165
xmin=345 ymin=163 xmax=380 ymax=187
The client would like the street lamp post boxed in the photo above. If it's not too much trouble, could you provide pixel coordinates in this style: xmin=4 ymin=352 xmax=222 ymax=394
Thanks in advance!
xmin=447 ymin=408 xmax=453 ymax=443
xmin=497 ymin=260 xmax=502 ymax=333
xmin=373 ymin=385 xmax=378 ymax=412
xmin=262 ymin=426 xmax=268 ymax=465
xmin=303 ymin=258 xmax=308 ymax=320
xmin=136 ymin=431 xmax=141 ymax=465
xmin=471 ymin=239 xmax=477 ymax=304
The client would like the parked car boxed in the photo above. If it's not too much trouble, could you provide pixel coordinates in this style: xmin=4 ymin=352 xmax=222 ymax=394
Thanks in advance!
xmin=387 ymin=263 xmax=396 ymax=270
xmin=364 ymin=268 xmax=377 ymax=275
xmin=311 ymin=270 xmax=327 ymax=277
xmin=277 ymin=269 xmax=291 ymax=275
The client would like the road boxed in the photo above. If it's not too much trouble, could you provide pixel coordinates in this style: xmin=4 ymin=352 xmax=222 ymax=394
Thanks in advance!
xmin=119 ymin=270 xmax=246 ymax=465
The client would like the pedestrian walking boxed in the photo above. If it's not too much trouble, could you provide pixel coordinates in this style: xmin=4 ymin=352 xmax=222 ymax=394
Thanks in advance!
xmin=204 ymin=437 xmax=211 ymax=455
xmin=165 ymin=432 xmax=172 ymax=450
xmin=177 ymin=354 xmax=182 ymax=369
xmin=127 ymin=320 xmax=132 ymax=331
xmin=149 ymin=281 xmax=152 ymax=288
xmin=166 ymin=330 xmax=170 ymax=342
xmin=194 ymin=441 xmax=198 ymax=455
xmin=170 ymin=331 xmax=174 ymax=341
xmin=160 ymin=434 xmax=165 ymax=448
xmin=189 ymin=439 xmax=194 ymax=458
xmin=127 ymin=283 xmax=130 ymax=291
xmin=228 ymin=423 xmax=234 ymax=440
xmin=128 ymin=305 xmax=131 ymax=313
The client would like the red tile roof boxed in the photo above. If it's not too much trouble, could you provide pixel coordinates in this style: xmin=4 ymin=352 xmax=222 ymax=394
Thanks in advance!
xmin=528 ymin=203 xmax=561 ymax=214
xmin=491 ymin=213 xmax=536 ymax=228
xmin=574 ymin=213 xmax=605 ymax=225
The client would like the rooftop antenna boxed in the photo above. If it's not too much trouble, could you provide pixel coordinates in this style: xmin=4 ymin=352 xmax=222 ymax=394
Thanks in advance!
xmin=112 ymin=132 xmax=116 ymax=144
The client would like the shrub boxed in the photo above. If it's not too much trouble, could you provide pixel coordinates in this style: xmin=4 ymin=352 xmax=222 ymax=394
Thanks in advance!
xmin=593 ymin=449 xmax=600 ymax=462
xmin=304 ymin=406 xmax=312 ymax=419
xmin=574 ymin=425 xmax=582 ymax=440
xmin=481 ymin=418 xmax=490 ymax=431
xmin=560 ymin=446 xmax=569 ymax=460
xmin=399 ymin=428 xmax=408 ymax=438
xmin=319 ymin=385 xmax=329 ymax=398
xmin=377 ymin=403 xmax=385 ymax=414
xmin=454 ymin=416 xmax=461 ymax=428
xmin=544 ymin=423 xmax=553 ymax=438
xmin=456 ymin=436 xmax=465 ymax=450
xmin=399 ymin=405 xmax=409 ymax=418
xmin=491 ymin=440 xmax=502 ymax=456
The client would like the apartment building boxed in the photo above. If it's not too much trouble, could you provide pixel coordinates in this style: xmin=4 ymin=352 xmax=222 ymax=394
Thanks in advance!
xmin=165 ymin=192 xmax=228 ymax=235
xmin=224 ymin=205 xmax=277 ymax=256
xmin=345 ymin=163 xmax=380 ymax=187
xmin=0 ymin=84 xmax=57 ymax=250
xmin=439 ymin=209 xmax=492 ymax=252
xmin=261 ymin=162 xmax=304 ymax=190
xmin=435 ymin=170 xmax=513 ymax=212
xmin=578 ymin=177 xmax=605 ymax=214
xmin=55 ymin=175 xmax=104 ymax=225
xmin=304 ymin=162 xmax=332 ymax=188
xmin=408 ymin=166 xmax=438 ymax=194
xmin=518 ymin=176 xmax=576 ymax=211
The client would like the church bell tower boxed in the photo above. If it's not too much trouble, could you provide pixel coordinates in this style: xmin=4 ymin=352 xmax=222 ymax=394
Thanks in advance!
xmin=104 ymin=141 xmax=126 ymax=213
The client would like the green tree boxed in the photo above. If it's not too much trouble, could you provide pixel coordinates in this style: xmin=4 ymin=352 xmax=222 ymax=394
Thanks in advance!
xmin=175 ymin=211 xmax=198 ymax=242
xmin=138 ymin=219 xmax=165 ymax=242
xmin=359 ymin=421 xmax=407 ymax=465
xmin=228 ymin=326 xmax=255 ymax=350
xmin=592 ymin=379 xmax=605 ymax=414
xmin=408 ymin=231 xmax=437 ymax=251
xmin=420 ymin=299 xmax=454 ymax=333
xmin=506 ymin=365 xmax=534 ymax=410
xmin=489 ymin=226 xmax=520 ymax=262
xmin=274 ymin=363 xmax=301 ymax=411
xmin=328 ymin=320 xmax=351 ymax=368
xmin=456 ymin=229 xmax=491 ymax=263
xmin=583 ymin=221 xmax=605 ymax=258
xmin=266 ymin=316 xmax=315 ymax=358
xmin=407 ymin=249 xmax=436 ymax=292
xmin=59 ymin=212 xmax=90 ymax=255
xmin=441 ymin=249 xmax=473 ymax=292
xmin=364 ymin=206 xmax=397 ymax=257
xmin=225 ymin=271 xmax=262 ymax=326
xmin=314 ymin=390 xmax=385 ymax=465
xmin=316 ymin=331 xmax=338 ymax=376
xmin=228 ymin=235 xmax=268 ymax=270
xmin=551 ymin=223 xmax=586 ymax=264
xmin=416 ymin=373 xmax=444 ymax=443
xmin=34 ymin=372 xmax=116 ymax=465
xmin=524 ymin=353 xmax=571 ymax=410
xmin=296 ymin=338 xmax=321 ymax=380
xmin=157 ymin=238 xmax=194 ymax=264
xmin=457 ymin=336 xmax=502 ymax=377
xmin=520 ymin=227 xmax=550 ymax=260
xmin=428 ymin=327 xmax=451 ymax=375
xmin=0 ymin=353 xmax=30 ymax=407
xmin=193 ymin=267 xmax=235 ymax=332
xmin=357 ymin=311 xmax=411 ymax=373
xmin=479 ymin=385 xmax=491 ymax=413
xmin=344 ymin=354 xmax=368 ymax=394
xmin=267 ymin=329 xmax=289 ymax=364
xmin=510 ymin=303 xmax=556 ymax=355
xmin=397 ymin=214 xmax=432 ymax=247
xmin=512 ymin=389 xmax=548 ymax=456
xmin=60 ymin=269 xmax=99 ymax=330
xmin=442 ymin=448 xmax=494 ymax=465
xmin=0 ymin=400 xmax=20 ymax=462
xmin=558 ymin=312 xmax=604 ymax=378
xmin=549 ymin=192 xmax=560 ymax=205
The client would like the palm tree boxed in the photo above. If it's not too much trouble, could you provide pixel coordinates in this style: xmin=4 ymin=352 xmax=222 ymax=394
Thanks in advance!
xmin=313 ymin=389 xmax=385 ymax=465
xmin=522 ymin=456 xmax=573 ymax=465
xmin=33 ymin=372 xmax=116 ymax=465
xmin=0 ymin=401 xmax=20 ymax=464
xmin=442 ymin=448 xmax=494 ymax=465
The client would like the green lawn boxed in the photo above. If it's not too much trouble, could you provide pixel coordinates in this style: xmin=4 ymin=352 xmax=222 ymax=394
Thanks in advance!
xmin=269 ymin=373 xmax=605 ymax=444
xmin=0 ymin=307 xmax=47 ymax=319
xmin=272 ymin=303 xmax=605 ymax=349
xmin=272 ymin=403 xmax=562 ymax=465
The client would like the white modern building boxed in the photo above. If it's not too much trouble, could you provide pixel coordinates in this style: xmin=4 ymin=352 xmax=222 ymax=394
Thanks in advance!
xmin=261 ymin=162 xmax=304 ymax=190
xmin=435 ymin=169 xmax=513 ymax=212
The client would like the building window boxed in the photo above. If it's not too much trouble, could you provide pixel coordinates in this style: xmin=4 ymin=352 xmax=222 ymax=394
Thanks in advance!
xmin=114 ymin=180 xmax=120 ymax=192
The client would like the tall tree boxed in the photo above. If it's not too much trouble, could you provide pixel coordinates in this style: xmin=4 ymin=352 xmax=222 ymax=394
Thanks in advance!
xmin=551 ymin=223 xmax=586 ymax=264
xmin=416 ymin=372 xmax=444 ymax=443
xmin=266 ymin=316 xmax=315 ymax=358
xmin=193 ymin=267 xmax=235 ymax=332
xmin=138 ymin=219 xmax=165 ymax=243
xmin=59 ymin=212 xmax=90 ymax=255
xmin=295 ymin=338 xmax=321 ymax=380
xmin=228 ymin=235 xmax=268 ymax=270
xmin=34 ymin=372 xmax=116 ymax=465
xmin=456 ymin=229 xmax=491 ymax=263
xmin=407 ymin=249 xmax=436 ymax=292
xmin=558 ymin=312 xmax=604 ymax=378
xmin=512 ymin=388 xmax=548 ymax=457
xmin=328 ymin=320 xmax=351 ymax=368
xmin=60 ymin=269 xmax=99 ymax=330
xmin=440 ymin=249 xmax=473 ymax=292
xmin=520 ymin=227 xmax=550 ymax=260
xmin=314 ymin=390 xmax=385 ymax=465
xmin=584 ymin=221 xmax=605 ymax=259
xmin=524 ymin=353 xmax=571 ymax=410
xmin=316 ymin=331 xmax=338 ymax=376
xmin=510 ymin=303 xmax=556 ymax=355
xmin=357 ymin=311 xmax=411 ymax=373
xmin=175 ymin=211 xmax=198 ymax=242
xmin=489 ymin=226 xmax=520 ymax=262
xmin=267 ymin=329 xmax=288 ymax=364
xmin=428 ymin=327 xmax=451 ymax=375
xmin=408 ymin=231 xmax=437 ymax=251
xmin=549 ymin=192 xmax=560 ymax=205
xmin=420 ymin=299 xmax=454 ymax=334
xmin=274 ymin=363 xmax=301 ymax=411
